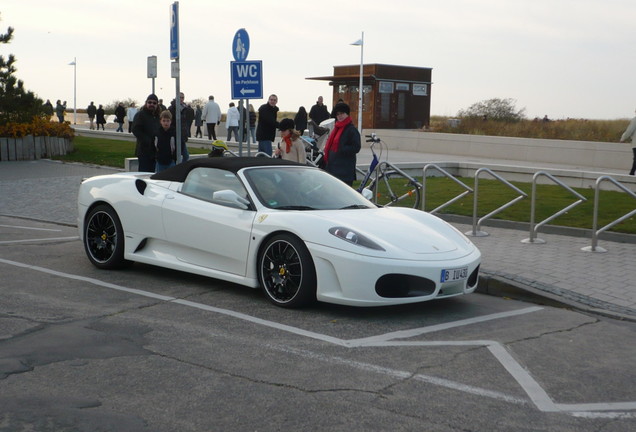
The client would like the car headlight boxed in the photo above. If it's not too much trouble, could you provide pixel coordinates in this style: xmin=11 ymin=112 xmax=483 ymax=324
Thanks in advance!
xmin=329 ymin=227 xmax=385 ymax=251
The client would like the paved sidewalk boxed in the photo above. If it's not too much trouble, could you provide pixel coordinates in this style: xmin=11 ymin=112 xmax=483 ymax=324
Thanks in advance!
xmin=1 ymin=158 xmax=634 ymax=320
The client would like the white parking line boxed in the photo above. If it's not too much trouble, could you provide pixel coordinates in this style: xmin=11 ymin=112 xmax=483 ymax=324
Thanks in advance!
xmin=0 ymin=224 xmax=63 ymax=232
xmin=0 ymin=236 xmax=79 ymax=244
xmin=348 ymin=306 xmax=543 ymax=346
xmin=0 ymin=256 xmax=634 ymax=418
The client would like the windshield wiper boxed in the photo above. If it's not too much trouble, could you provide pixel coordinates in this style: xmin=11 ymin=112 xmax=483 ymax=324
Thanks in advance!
xmin=275 ymin=205 xmax=316 ymax=210
xmin=340 ymin=204 xmax=372 ymax=209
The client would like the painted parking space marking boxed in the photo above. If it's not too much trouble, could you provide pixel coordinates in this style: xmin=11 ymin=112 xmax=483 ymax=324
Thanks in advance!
xmin=347 ymin=306 xmax=543 ymax=346
xmin=1 ymin=256 xmax=634 ymax=419
xmin=0 ymin=236 xmax=79 ymax=244
xmin=0 ymin=224 xmax=63 ymax=232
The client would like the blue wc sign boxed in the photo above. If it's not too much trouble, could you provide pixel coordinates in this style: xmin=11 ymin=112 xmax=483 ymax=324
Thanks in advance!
xmin=232 ymin=29 xmax=250 ymax=61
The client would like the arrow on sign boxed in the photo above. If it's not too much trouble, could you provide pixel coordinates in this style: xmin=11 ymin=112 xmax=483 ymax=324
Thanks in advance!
xmin=240 ymin=88 xmax=256 ymax=95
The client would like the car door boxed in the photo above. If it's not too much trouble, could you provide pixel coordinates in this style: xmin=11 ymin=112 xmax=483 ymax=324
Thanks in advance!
xmin=161 ymin=167 xmax=256 ymax=276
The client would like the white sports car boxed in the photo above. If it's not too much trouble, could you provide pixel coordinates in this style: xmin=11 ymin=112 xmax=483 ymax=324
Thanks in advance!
xmin=78 ymin=158 xmax=481 ymax=308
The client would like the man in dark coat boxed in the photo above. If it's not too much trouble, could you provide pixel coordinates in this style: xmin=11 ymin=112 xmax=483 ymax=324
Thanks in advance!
xmin=132 ymin=94 xmax=161 ymax=172
xmin=256 ymin=94 xmax=279 ymax=156
xmin=169 ymin=92 xmax=190 ymax=162
xmin=309 ymin=96 xmax=329 ymax=125
xmin=86 ymin=102 xmax=97 ymax=130
xmin=323 ymin=102 xmax=361 ymax=186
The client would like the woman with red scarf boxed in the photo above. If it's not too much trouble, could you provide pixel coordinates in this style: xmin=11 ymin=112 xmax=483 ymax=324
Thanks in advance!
xmin=274 ymin=118 xmax=306 ymax=163
xmin=322 ymin=102 xmax=361 ymax=185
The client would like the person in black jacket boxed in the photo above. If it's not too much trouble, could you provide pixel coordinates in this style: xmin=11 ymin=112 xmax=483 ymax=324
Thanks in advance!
xmin=155 ymin=110 xmax=176 ymax=173
xmin=322 ymin=102 xmax=361 ymax=186
xmin=87 ymin=102 xmax=97 ymax=130
xmin=114 ymin=102 xmax=126 ymax=132
xmin=309 ymin=96 xmax=329 ymax=124
xmin=169 ymin=92 xmax=190 ymax=162
xmin=294 ymin=106 xmax=308 ymax=136
xmin=256 ymin=94 xmax=279 ymax=156
xmin=132 ymin=94 xmax=161 ymax=172
xmin=95 ymin=104 xmax=106 ymax=130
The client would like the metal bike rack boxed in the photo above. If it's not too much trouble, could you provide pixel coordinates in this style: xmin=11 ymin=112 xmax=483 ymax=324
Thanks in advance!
xmin=521 ymin=171 xmax=587 ymax=244
xmin=466 ymin=168 xmax=527 ymax=237
xmin=421 ymin=164 xmax=473 ymax=214
xmin=376 ymin=161 xmax=423 ymax=206
xmin=581 ymin=175 xmax=636 ymax=253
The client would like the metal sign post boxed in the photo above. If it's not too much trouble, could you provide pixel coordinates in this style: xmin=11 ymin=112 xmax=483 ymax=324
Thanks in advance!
xmin=147 ymin=55 xmax=157 ymax=94
xmin=170 ymin=2 xmax=181 ymax=163
xmin=230 ymin=28 xmax=262 ymax=156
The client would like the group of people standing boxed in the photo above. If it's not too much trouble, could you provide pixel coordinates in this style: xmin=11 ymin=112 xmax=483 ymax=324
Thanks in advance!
xmin=85 ymin=101 xmax=145 ymax=131
xmin=265 ymin=95 xmax=361 ymax=186
xmin=42 ymin=99 xmax=68 ymax=123
xmin=132 ymin=93 xmax=194 ymax=173
xmin=130 ymin=91 xmax=361 ymax=186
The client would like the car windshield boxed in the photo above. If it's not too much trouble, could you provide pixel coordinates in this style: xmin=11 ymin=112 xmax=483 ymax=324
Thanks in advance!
xmin=244 ymin=166 xmax=375 ymax=210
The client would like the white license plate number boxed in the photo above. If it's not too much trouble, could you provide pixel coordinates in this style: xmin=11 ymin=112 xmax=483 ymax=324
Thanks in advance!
xmin=440 ymin=267 xmax=468 ymax=283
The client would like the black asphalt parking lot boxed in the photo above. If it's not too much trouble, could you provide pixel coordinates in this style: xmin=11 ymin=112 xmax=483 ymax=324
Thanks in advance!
xmin=1 ymin=215 xmax=635 ymax=431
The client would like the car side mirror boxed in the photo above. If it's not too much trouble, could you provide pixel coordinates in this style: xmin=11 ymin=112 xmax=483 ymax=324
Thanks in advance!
xmin=212 ymin=189 xmax=250 ymax=209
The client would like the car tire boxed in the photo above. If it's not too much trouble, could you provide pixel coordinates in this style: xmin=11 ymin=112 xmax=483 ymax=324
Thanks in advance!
xmin=84 ymin=204 xmax=129 ymax=269
xmin=258 ymin=234 xmax=317 ymax=308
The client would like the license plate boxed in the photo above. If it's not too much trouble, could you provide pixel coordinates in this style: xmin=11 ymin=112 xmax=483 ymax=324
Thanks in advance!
xmin=440 ymin=267 xmax=468 ymax=283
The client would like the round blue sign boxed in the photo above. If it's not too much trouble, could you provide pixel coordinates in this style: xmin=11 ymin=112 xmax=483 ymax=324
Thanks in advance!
xmin=232 ymin=29 xmax=250 ymax=62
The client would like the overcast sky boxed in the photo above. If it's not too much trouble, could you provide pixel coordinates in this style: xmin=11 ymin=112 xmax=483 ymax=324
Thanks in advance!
xmin=3 ymin=0 xmax=636 ymax=119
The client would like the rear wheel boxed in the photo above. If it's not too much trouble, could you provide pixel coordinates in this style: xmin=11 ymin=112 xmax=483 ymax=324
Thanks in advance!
xmin=258 ymin=234 xmax=316 ymax=308
xmin=83 ymin=204 xmax=128 ymax=269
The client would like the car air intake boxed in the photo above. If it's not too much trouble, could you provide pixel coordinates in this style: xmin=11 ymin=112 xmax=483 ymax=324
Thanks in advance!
xmin=375 ymin=274 xmax=436 ymax=298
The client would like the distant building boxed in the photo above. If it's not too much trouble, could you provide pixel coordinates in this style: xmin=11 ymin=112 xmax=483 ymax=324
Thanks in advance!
xmin=307 ymin=63 xmax=432 ymax=129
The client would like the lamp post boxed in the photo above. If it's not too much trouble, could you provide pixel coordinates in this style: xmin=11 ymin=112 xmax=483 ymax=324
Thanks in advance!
xmin=350 ymin=32 xmax=364 ymax=134
xmin=68 ymin=57 xmax=77 ymax=125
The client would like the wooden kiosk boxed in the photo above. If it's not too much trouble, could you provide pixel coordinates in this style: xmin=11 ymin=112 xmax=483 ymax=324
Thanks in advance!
xmin=307 ymin=64 xmax=432 ymax=129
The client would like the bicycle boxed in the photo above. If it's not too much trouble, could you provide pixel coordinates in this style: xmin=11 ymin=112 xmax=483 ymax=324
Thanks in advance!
xmin=356 ymin=133 xmax=422 ymax=209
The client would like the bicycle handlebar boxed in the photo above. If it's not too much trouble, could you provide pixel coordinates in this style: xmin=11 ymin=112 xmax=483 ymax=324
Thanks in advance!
xmin=365 ymin=133 xmax=380 ymax=143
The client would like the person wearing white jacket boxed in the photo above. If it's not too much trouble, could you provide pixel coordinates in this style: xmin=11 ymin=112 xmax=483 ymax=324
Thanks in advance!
xmin=202 ymin=95 xmax=222 ymax=140
xmin=619 ymin=108 xmax=636 ymax=175
xmin=225 ymin=102 xmax=240 ymax=142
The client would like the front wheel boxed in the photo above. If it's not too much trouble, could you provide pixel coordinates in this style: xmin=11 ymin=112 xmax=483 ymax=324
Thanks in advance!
xmin=258 ymin=234 xmax=317 ymax=308
xmin=83 ymin=204 xmax=129 ymax=269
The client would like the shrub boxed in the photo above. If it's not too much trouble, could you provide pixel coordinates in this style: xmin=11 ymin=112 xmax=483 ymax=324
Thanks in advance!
xmin=457 ymin=98 xmax=526 ymax=122
xmin=0 ymin=116 xmax=75 ymax=139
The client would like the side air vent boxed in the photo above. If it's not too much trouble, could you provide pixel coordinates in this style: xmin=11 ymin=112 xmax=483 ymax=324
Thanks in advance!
xmin=135 ymin=179 xmax=147 ymax=195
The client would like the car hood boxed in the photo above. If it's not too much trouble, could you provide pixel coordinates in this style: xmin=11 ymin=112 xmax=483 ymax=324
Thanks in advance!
xmin=258 ymin=207 xmax=476 ymax=258
xmin=320 ymin=208 xmax=462 ymax=254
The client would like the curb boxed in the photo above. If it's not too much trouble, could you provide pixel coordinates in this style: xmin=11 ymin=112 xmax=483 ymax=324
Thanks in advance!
xmin=477 ymin=272 xmax=636 ymax=323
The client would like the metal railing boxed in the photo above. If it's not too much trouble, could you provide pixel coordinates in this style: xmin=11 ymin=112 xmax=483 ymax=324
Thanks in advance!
xmin=421 ymin=164 xmax=473 ymax=214
xmin=466 ymin=168 xmax=527 ymax=237
xmin=521 ymin=171 xmax=587 ymax=244
xmin=582 ymin=175 xmax=636 ymax=253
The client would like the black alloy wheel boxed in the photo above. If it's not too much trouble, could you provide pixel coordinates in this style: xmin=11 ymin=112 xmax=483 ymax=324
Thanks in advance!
xmin=258 ymin=234 xmax=316 ymax=308
xmin=84 ymin=204 xmax=128 ymax=269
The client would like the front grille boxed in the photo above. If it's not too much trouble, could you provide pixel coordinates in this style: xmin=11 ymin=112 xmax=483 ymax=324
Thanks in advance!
xmin=375 ymin=274 xmax=437 ymax=298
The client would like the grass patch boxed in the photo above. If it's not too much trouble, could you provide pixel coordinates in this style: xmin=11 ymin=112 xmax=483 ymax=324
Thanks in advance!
xmin=53 ymin=136 xmax=208 ymax=168
xmin=421 ymin=177 xmax=636 ymax=234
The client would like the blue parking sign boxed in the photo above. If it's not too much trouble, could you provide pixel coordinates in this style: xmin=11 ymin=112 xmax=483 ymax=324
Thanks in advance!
xmin=170 ymin=2 xmax=179 ymax=59
xmin=231 ymin=61 xmax=263 ymax=100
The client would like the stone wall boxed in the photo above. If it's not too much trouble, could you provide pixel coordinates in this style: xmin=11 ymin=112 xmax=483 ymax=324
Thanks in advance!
xmin=0 ymin=136 xmax=73 ymax=161
xmin=374 ymin=130 xmax=628 ymax=172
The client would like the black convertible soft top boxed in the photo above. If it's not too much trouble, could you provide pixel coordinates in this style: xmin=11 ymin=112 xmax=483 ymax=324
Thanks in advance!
xmin=150 ymin=157 xmax=305 ymax=183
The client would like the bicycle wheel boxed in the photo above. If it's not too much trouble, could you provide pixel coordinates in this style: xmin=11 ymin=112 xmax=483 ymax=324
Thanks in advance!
xmin=368 ymin=170 xmax=421 ymax=209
